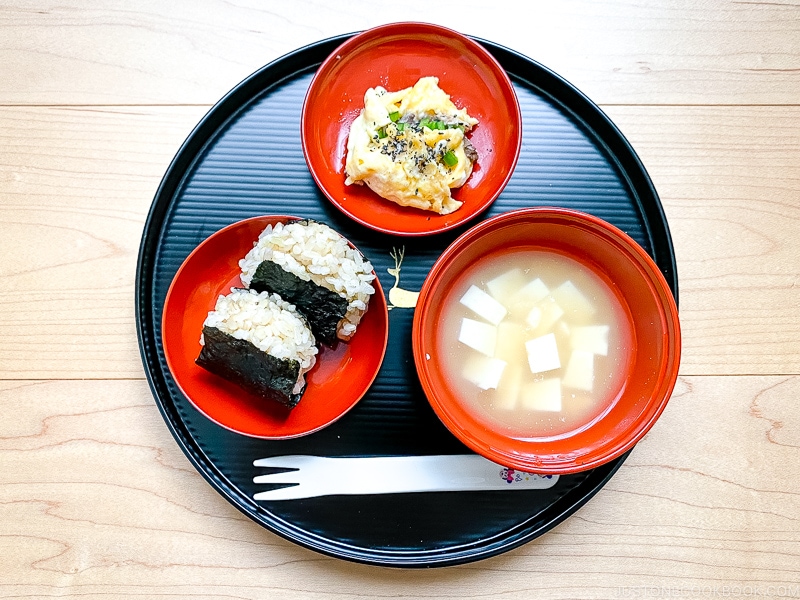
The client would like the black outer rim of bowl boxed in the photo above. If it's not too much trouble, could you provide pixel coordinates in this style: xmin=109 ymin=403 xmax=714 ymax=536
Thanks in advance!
xmin=135 ymin=31 xmax=678 ymax=568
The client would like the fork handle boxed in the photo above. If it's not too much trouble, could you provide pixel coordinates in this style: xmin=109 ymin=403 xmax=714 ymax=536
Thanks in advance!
xmin=297 ymin=455 xmax=556 ymax=495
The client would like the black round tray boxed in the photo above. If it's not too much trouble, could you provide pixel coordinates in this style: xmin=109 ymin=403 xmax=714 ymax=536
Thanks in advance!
xmin=136 ymin=33 xmax=678 ymax=568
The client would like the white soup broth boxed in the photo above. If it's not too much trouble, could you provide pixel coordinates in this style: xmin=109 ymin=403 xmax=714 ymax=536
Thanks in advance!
xmin=438 ymin=249 xmax=633 ymax=438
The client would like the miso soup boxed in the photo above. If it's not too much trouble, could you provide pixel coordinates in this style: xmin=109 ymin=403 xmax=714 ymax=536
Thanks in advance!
xmin=438 ymin=249 xmax=633 ymax=438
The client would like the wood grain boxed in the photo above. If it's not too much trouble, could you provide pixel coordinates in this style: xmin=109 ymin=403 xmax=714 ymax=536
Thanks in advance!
xmin=4 ymin=3 xmax=799 ymax=595
xmin=0 ymin=105 xmax=207 ymax=378
xmin=605 ymin=105 xmax=800 ymax=375
xmin=1 ymin=376 xmax=798 ymax=598
xmin=1 ymin=104 xmax=798 ymax=378
xmin=1 ymin=0 xmax=799 ymax=106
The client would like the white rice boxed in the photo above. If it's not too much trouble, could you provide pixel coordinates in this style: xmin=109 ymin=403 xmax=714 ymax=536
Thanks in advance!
xmin=239 ymin=220 xmax=376 ymax=340
xmin=201 ymin=288 xmax=318 ymax=394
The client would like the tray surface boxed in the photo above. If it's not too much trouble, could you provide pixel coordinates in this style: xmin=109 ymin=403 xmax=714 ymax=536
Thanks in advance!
xmin=136 ymin=33 xmax=677 ymax=568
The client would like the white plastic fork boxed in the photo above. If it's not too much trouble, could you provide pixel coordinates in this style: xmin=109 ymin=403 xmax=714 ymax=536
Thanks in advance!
xmin=252 ymin=454 xmax=559 ymax=501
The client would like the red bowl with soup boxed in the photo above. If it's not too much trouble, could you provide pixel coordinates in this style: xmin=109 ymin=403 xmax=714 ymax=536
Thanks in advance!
xmin=412 ymin=208 xmax=681 ymax=474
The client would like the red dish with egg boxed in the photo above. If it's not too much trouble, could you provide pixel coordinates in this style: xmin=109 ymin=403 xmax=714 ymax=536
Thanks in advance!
xmin=301 ymin=22 xmax=522 ymax=236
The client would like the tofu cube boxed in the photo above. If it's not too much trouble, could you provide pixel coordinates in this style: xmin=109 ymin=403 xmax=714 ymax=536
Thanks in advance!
xmin=495 ymin=321 xmax=527 ymax=362
xmin=459 ymin=285 xmax=507 ymax=325
xmin=525 ymin=306 xmax=542 ymax=329
xmin=507 ymin=278 xmax=550 ymax=319
xmin=552 ymin=280 xmax=596 ymax=323
xmin=463 ymin=355 xmax=507 ymax=390
xmin=562 ymin=350 xmax=595 ymax=392
xmin=458 ymin=318 xmax=497 ymax=357
xmin=570 ymin=325 xmax=609 ymax=356
xmin=486 ymin=268 xmax=527 ymax=301
xmin=526 ymin=296 xmax=565 ymax=336
xmin=525 ymin=332 xmax=561 ymax=374
xmin=494 ymin=363 xmax=523 ymax=410
xmin=520 ymin=378 xmax=562 ymax=412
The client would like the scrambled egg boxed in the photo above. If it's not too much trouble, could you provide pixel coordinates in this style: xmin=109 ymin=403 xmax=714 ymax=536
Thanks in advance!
xmin=344 ymin=77 xmax=479 ymax=215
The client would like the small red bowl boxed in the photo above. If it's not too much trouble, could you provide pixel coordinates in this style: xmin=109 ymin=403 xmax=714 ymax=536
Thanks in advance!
xmin=412 ymin=208 xmax=681 ymax=474
xmin=301 ymin=22 xmax=522 ymax=236
xmin=162 ymin=216 xmax=388 ymax=439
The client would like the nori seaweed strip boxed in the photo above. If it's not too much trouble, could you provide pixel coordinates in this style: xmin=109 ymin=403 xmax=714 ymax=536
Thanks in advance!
xmin=196 ymin=325 xmax=304 ymax=409
xmin=249 ymin=260 xmax=347 ymax=346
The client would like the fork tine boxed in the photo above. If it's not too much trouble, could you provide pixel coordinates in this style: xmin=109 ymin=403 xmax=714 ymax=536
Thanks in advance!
xmin=253 ymin=485 xmax=305 ymax=501
xmin=253 ymin=455 xmax=316 ymax=469
xmin=253 ymin=471 xmax=302 ymax=485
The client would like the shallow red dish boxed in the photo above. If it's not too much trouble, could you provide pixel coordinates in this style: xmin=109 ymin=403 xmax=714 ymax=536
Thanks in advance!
xmin=412 ymin=208 xmax=681 ymax=474
xmin=162 ymin=216 xmax=388 ymax=439
xmin=302 ymin=22 xmax=522 ymax=236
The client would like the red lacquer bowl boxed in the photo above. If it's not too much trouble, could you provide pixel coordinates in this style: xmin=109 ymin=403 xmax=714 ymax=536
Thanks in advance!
xmin=412 ymin=208 xmax=681 ymax=473
xmin=302 ymin=22 xmax=522 ymax=236
xmin=162 ymin=216 xmax=388 ymax=439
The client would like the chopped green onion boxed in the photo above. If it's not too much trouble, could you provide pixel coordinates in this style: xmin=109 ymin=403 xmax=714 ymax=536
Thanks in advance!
xmin=421 ymin=118 xmax=447 ymax=131
xmin=389 ymin=111 xmax=401 ymax=122
xmin=377 ymin=126 xmax=388 ymax=139
xmin=396 ymin=122 xmax=405 ymax=132
xmin=442 ymin=150 xmax=458 ymax=167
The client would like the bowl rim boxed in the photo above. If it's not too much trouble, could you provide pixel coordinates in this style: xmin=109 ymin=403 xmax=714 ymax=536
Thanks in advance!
xmin=412 ymin=207 xmax=681 ymax=473
xmin=300 ymin=21 xmax=523 ymax=237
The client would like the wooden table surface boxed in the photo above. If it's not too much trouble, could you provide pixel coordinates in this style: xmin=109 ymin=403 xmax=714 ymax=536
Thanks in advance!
xmin=2 ymin=2 xmax=799 ymax=598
